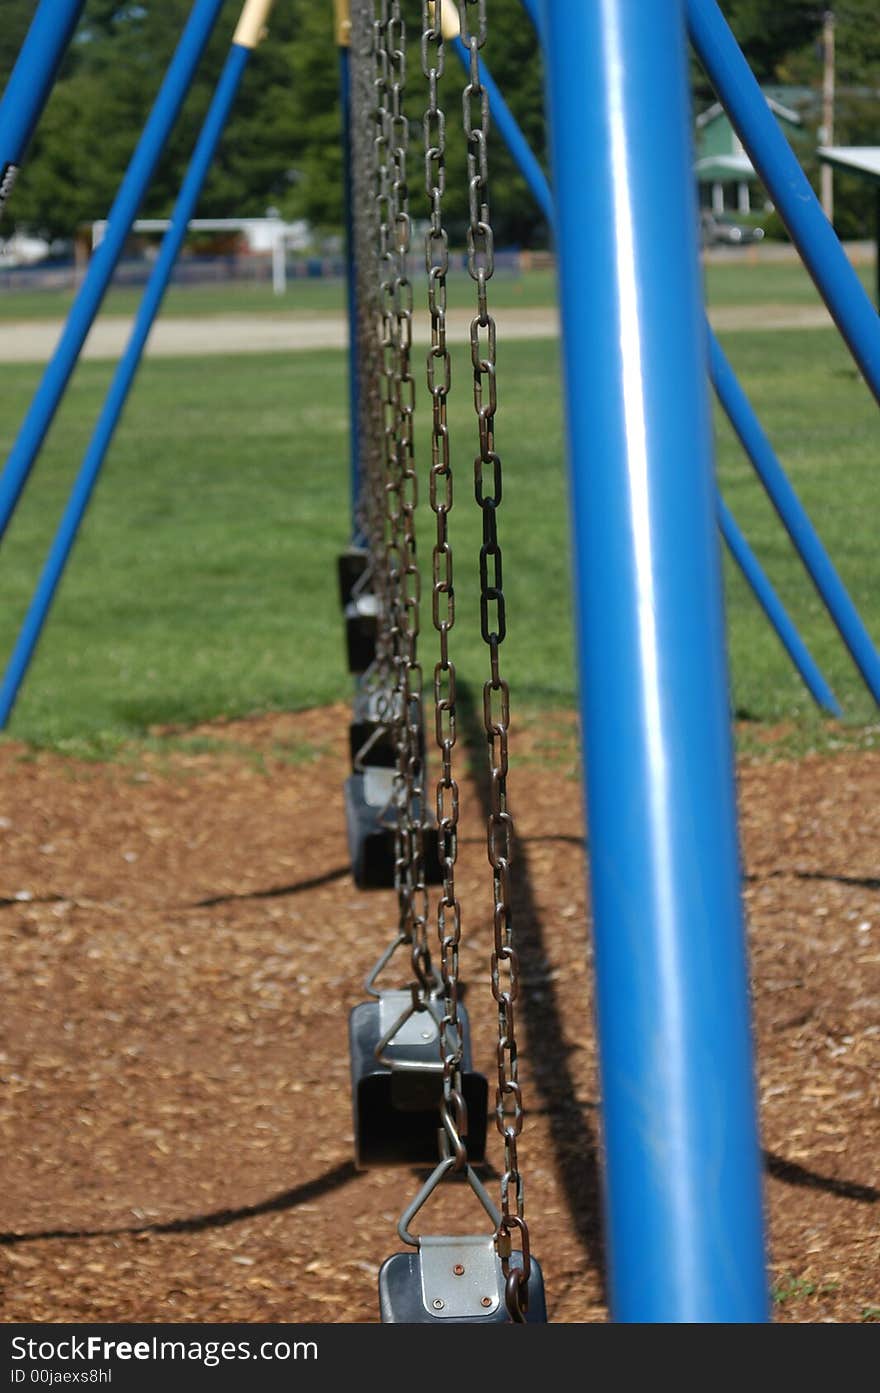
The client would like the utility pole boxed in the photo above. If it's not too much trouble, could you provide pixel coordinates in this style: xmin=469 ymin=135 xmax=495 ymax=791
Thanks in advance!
xmin=821 ymin=9 xmax=835 ymax=222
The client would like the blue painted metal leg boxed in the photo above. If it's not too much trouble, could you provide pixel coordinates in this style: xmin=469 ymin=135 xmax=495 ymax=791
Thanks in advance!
xmin=0 ymin=0 xmax=227 ymax=541
xmin=710 ymin=335 xmax=880 ymax=705
xmin=0 ymin=42 xmax=252 ymax=729
xmin=452 ymin=31 xmax=840 ymax=717
xmin=519 ymin=0 xmax=542 ymax=35
xmin=0 ymin=0 xmax=85 ymax=213
xmin=541 ymin=0 xmax=768 ymax=1321
xmin=718 ymin=497 xmax=840 ymax=715
xmin=687 ymin=0 xmax=880 ymax=404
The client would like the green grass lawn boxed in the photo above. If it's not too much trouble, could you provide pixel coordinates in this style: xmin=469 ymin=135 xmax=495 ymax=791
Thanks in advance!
xmin=703 ymin=257 xmax=875 ymax=308
xmin=0 ymin=326 xmax=877 ymax=752
xmin=0 ymin=275 xmax=349 ymax=322
xmin=0 ymin=254 xmax=874 ymax=322
xmin=0 ymin=265 xmax=561 ymax=322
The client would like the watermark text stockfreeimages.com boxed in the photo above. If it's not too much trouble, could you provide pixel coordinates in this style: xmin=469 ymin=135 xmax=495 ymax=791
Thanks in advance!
xmin=11 ymin=1334 xmax=317 ymax=1375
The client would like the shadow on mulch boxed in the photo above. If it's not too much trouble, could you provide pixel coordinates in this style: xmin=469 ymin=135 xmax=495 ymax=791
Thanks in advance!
xmin=0 ymin=1161 xmax=360 ymax=1247
xmin=457 ymin=681 xmax=607 ymax=1297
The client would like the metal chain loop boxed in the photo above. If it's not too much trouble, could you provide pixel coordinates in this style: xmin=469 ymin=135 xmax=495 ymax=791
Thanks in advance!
xmin=421 ymin=0 xmax=466 ymax=1174
xmin=352 ymin=0 xmax=432 ymax=1000
xmin=458 ymin=0 xmax=531 ymax=1322
xmin=384 ymin=0 xmax=432 ymax=996
xmin=352 ymin=0 xmax=535 ymax=1322
xmin=350 ymin=0 xmax=394 ymax=698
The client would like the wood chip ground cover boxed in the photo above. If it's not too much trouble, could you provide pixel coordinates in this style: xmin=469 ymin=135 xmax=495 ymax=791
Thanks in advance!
xmin=1 ymin=708 xmax=877 ymax=1323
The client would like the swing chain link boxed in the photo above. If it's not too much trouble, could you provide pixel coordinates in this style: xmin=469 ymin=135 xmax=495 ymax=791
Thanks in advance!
xmin=350 ymin=0 xmax=394 ymax=696
xmin=367 ymin=0 xmax=433 ymax=998
xmin=422 ymin=0 xmax=467 ymax=1170
xmin=459 ymin=0 xmax=530 ymax=1322
xmin=353 ymin=0 xmax=534 ymax=1322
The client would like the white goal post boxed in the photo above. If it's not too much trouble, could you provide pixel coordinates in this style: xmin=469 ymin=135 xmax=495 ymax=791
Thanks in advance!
xmin=90 ymin=215 xmax=308 ymax=294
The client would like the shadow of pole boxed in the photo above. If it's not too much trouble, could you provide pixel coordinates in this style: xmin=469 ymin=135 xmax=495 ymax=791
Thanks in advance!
xmin=456 ymin=680 xmax=606 ymax=1296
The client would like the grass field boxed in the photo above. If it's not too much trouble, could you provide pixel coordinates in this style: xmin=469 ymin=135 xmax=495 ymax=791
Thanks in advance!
xmin=0 ymin=266 xmax=556 ymax=322
xmin=0 ymin=254 xmax=875 ymax=322
xmin=0 ymin=288 xmax=878 ymax=753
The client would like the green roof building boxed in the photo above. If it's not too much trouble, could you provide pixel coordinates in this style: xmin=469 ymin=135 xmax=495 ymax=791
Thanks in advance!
xmin=695 ymin=94 xmax=803 ymax=214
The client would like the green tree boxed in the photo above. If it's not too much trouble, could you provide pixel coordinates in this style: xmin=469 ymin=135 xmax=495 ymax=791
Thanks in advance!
xmin=696 ymin=2 xmax=880 ymax=238
xmin=1 ymin=0 xmax=548 ymax=247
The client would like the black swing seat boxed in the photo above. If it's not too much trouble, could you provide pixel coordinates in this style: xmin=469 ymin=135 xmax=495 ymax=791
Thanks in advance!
xmin=337 ymin=544 xmax=369 ymax=609
xmin=345 ymin=592 xmax=380 ymax=674
xmin=349 ymin=684 xmax=426 ymax=769
xmin=349 ymin=992 xmax=488 ymax=1168
xmin=379 ymin=1242 xmax=547 ymax=1323
xmin=344 ymin=766 xmax=442 ymax=889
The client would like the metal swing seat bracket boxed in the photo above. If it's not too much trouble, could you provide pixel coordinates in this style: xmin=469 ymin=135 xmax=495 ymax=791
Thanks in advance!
xmin=378 ymin=1158 xmax=547 ymax=1323
xmin=379 ymin=1241 xmax=545 ymax=1323
xmin=348 ymin=682 xmax=426 ymax=770
xmin=349 ymin=970 xmax=488 ymax=1168
xmin=343 ymin=763 xmax=442 ymax=889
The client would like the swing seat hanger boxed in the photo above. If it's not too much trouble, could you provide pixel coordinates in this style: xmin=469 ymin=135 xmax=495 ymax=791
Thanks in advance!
xmin=378 ymin=1156 xmax=547 ymax=1323
xmin=349 ymin=940 xmax=488 ymax=1169
xmin=349 ymin=680 xmax=426 ymax=772
xmin=379 ymin=1240 xmax=546 ymax=1322
xmin=348 ymin=995 xmax=488 ymax=1168
xmin=343 ymin=767 xmax=443 ymax=889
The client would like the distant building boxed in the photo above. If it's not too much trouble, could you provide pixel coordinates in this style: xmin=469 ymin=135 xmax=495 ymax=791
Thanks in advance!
xmin=695 ymin=91 xmax=804 ymax=214
xmin=0 ymin=230 xmax=53 ymax=267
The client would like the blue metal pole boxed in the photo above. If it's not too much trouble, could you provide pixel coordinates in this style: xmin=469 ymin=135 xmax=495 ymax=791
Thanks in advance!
xmin=541 ymin=0 xmax=768 ymax=1321
xmin=0 ymin=0 xmax=227 ymax=541
xmin=0 ymin=0 xmax=86 ymax=213
xmin=519 ymin=0 xmax=541 ymax=35
xmin=710 ymin=335 xmax=880 ymax=705
xmin=339 ymin=42 xmax=362 ymax=542
xmin=718 ymin=497 xmax=840 ymax=715
xmin=0 ymin=41 xmax=253 ymax=730
xmin=454 ymin=32 xmax=839 ymax=716
xmin=521 ymin=0 xmax=878 ymax=706
xmin=687 ymin=0 xmax=880 ymax=405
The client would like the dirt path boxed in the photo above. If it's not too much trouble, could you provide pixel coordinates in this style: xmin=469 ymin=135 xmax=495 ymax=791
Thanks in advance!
xmin=0 ymin=302 xmax=837 ymax=364
xmin=0 ymin=708 xmax=878 ymax=1323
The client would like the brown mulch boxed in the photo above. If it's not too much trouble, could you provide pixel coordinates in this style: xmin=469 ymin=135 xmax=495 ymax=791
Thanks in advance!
xmin=0 ymin=705 xmax=877 ymax=1324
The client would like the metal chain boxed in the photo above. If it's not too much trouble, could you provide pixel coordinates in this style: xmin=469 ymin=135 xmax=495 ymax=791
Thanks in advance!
xmin=353 ymin=0 xmax=534 ymax=1321
xmin=458 ymin=0 xmax=531 ymax=1322
xmin=0 ymin=163 xmax=19 ymax=216
xmin=350 ymin=0 xmax=393 ymax=696
xmin=353 ymin=0 xmax=432 ymax=999
xmin=383 ymin=0 xmax=433 ymax=998
xmin=388 ymin=1 xmax=431 ymax=995
xmin=421 ymin=0 xmax=467 ymax=1172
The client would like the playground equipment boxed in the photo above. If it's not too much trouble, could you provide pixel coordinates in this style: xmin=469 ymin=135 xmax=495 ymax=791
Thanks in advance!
xmin=0 ymin=0 xmax=229 ymax=541
xmin=341 ymin=1 xmax=545 ymax=1319
xmin=460 ymin=2 xmax=880 ymax=713
xmin=2 ymin=0 xmax=879 ymax=1323
xmin=0 ymin=0 xmax=85 ymax=216
xmin=0 ymin=0 xmax=267 ymax=727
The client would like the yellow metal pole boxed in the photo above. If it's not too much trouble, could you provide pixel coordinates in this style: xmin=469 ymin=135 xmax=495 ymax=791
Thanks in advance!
xmin=333 ymin=0 xmax=351 ymax=48
xmin=429 ymin=0 xmax=460 ymax=40
xmin=233 ymin=0 xmax=276 ymax=49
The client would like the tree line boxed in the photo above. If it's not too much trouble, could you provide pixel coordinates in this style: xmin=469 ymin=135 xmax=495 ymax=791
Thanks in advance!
xmin=1 ymin=0 xmax=877 ymax=246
